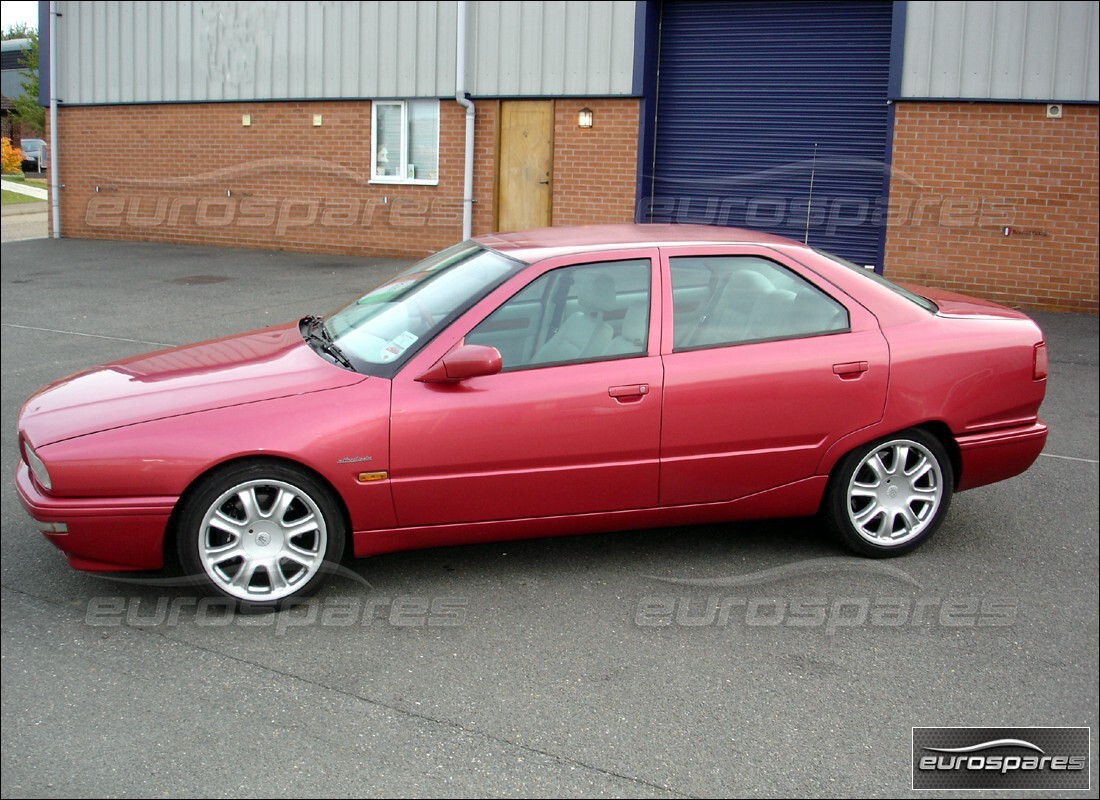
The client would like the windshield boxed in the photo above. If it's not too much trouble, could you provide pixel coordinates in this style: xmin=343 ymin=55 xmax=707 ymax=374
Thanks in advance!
xmin=323 ymin=242 xmax=524 ymax=375
xmin=814 ymin=248 xmax=939 ymax=313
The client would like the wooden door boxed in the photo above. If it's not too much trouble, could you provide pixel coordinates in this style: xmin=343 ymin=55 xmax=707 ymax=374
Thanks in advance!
xmin=498 ymin=100 xmax=553 ymax=232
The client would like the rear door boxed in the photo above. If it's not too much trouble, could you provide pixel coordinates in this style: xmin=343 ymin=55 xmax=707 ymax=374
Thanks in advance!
xmin=658 ymin=246 xmax=889 ymax=506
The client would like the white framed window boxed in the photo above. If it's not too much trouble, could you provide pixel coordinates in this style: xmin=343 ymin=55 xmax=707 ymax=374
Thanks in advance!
xmin=371 ymin=100 xmax=440 ymax=184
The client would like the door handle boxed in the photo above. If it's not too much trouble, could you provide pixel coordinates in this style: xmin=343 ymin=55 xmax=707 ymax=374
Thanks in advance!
xmin=539 ymin=179 xmax=551 ymax=185
xmin=609 ymin=384 xmax=650 ymax=401
xmin=832 ymin=361 xmax=869 ymax=379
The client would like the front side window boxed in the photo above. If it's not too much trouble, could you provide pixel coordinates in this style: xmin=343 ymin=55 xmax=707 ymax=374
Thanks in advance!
xmin=466 ymin=259 xmax=651 ymax=370
xmin=371 ymin=100 xmax=439 ymax=183
xmin=671 ymin=256 xmax=849 ymax=350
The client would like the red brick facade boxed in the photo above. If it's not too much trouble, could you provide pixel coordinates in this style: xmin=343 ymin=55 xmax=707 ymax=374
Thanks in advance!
xmin=53 ymin=98 xmax=640 ymax=259
xmin=551 ymin=99 xmax=640 ymax=227
xmin=885 ymin=102 xmax=1098 ymax=313
xmin=52 ymin=97 xmax=1096 ymax=313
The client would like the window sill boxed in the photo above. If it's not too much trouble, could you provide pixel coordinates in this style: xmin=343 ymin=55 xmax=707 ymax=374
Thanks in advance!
xmin=369 ymin=178 xmax=440 ymax=187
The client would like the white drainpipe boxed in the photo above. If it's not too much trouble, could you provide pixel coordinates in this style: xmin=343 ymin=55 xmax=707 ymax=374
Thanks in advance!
xmin=49 ymin=0 xmax=60 ymax=238
xmin=455 ymin=0 xmax=475 ymax=241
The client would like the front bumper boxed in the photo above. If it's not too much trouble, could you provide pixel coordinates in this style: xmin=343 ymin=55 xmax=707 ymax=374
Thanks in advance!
xmin=955 ymin=420 xmax=1049 ymax=491
xmin=15 ymin=461 xmax=175 ymax=571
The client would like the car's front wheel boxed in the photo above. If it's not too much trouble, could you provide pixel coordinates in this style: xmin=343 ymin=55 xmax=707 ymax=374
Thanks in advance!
xmin=825 ymin=429 xmax=953 ymax=557
xmin=178 ymin=461 xmax=346 ymax=608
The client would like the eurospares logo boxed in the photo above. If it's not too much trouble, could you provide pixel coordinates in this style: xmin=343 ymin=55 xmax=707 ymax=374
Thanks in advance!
xmin=912 ymin=727 xmax=1090 ymax=790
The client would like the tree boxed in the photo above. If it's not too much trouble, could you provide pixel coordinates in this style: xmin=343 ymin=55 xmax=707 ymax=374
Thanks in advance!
xmin=11 ymin=29 xmax=45 ymax=136
xmin=2 ymin=22 xmax=35 ymax=40
xmin=1 ymin=137 xmax=25 ymax=174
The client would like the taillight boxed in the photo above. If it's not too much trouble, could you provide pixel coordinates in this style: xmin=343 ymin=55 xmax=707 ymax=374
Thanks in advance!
xmin=1033 ymin=342 xmax=1048 ymax=380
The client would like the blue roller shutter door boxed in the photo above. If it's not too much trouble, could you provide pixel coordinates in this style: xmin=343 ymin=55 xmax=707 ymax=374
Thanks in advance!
xmin=645 ymin=0 xmax=894 ymax=268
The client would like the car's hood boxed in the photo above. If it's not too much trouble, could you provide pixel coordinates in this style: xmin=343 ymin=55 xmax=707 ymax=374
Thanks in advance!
xmin=902 ymin=283 xmax=1034 ymax=321
xmin=20 ymin=322 xmax=367 ymax=447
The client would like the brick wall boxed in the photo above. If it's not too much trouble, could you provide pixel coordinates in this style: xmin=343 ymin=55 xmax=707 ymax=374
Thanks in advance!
xmin=53 ymin=96 xmax=640 ymax=258
xmin=54 ymin=100 xmax=488 ymax=258
xmin=551 ymin=98 xmax=639 ymax=227
xmin=885 ymin=102 xmax=1098 ymax=313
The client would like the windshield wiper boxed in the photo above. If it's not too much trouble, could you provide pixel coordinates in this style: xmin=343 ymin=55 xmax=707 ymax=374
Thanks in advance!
xmin=300 ymin=315 xmax=357 ymax=371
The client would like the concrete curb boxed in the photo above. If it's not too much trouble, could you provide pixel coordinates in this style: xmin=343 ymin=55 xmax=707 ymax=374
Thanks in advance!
xmin=1 ymin=179 xmax=49 ymax=200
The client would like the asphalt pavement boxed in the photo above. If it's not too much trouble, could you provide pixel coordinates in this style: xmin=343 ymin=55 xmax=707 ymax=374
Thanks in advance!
xmin=1 ymin=237 xmax=1097 ymax=798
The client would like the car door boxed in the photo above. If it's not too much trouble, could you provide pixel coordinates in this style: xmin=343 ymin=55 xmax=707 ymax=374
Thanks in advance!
xmin=389 ymin=250 xmax=663 ymax=527
xmin=658 ymin=246 xmax=889 ymax=506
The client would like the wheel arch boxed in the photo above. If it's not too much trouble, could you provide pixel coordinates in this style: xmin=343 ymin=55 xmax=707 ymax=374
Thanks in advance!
xmin=162 ymin=454 xmax=355 ymax=572
xmin=820 ymin=420 xmax=961 ymax=490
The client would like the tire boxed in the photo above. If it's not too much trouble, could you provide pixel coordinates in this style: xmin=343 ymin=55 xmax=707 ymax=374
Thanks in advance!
xmin=177 ymin=461 xmax=346 ymax=609
xmin=824 ymin=429 xmax=953 ymax=557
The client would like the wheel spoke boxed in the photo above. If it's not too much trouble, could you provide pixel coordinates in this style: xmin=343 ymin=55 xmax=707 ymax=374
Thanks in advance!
xmin=204 ymin=540 xmax=245 ymax=561
xmin=866 ymin=453 xmax=888 ymax=482
xmin=283 ymin=541 xmax=320 ymax=569
xmin=892 ymin=445 xmax=910 ymax=475
xmin=853 ymin=501 xmax=883 ymax=528
xmin=237 ymin=487 xmax=261 ymax=523
xmin=271 ymin=488 xmax=296 ymax=523
xmin=228 ymin=560 xmax=260 ymax=591
xmin=907 ymin=455 xmax=933 ymax=483
xmin=209 ymin=511 xmax=247 ymax=539
xmin=897 ymin=504 xmax=919 ymax=532
xmin=283 ymin=514 xmax=319 ymax=539
xmin=267 ymin=561 xmax=291 ymax=593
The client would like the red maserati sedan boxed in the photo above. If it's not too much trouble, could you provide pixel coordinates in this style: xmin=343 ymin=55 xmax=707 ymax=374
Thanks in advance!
xmin=16 ymin=225 xmax=1048 ymax=607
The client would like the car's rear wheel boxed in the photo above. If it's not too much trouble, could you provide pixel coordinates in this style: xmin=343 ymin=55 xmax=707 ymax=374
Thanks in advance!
xmin=178 ymin=462 xmax=345 ymax=608
xmin=825 ymin=429 xmax=953 ymax=557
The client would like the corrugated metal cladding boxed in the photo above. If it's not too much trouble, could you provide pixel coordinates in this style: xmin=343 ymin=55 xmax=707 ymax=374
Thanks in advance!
xmin=468 ymin=0 xmax=636 ymax=96
xmin=56 ymin=1 xmax=458 ymax=102
xmin=645 ymin=1 xmax=894 ymax=268
xmin=902 ymin=0 xmax=1100 ymax=101
xmin=53 ymin=0 xmax=637 ymax=104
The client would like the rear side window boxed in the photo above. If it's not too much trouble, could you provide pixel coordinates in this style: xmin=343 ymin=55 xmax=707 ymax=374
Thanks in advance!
xmin=670 ymin=256 xmax=849 ymax=351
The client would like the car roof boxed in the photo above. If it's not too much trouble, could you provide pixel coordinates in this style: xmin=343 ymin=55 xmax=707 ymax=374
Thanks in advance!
xmin=474 ymin=223 xmax=806 ymax=263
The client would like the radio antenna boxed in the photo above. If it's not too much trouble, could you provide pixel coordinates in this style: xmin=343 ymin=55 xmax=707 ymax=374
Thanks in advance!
xmin=804 ymin=142 xmax=818 ymax=244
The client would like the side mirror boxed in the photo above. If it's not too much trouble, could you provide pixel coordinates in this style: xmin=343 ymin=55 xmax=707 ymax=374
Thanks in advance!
xmin=416 ymin=344 xmax=503 ymax=384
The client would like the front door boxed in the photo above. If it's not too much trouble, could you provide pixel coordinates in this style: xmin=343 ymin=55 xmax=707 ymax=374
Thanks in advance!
xmin=498 ymin=100 xmax=554 ymax=232
xmin=389 ymin=252 xmax=662 ymax=527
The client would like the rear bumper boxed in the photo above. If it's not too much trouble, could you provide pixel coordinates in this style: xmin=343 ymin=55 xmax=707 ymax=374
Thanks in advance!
xmin=15 ymin=461 xmax=174 ymax=571
xmin=955 ymin=420 xmax=1048 ymax=492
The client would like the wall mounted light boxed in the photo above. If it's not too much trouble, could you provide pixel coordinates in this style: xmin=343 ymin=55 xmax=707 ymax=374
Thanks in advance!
xmin=313 ymin=114 xmax=323 ymax=127
xmin=241 ymin=114 xmax=252 ymax=127
xmin=577 ymin=107 xmax=593 ymax=128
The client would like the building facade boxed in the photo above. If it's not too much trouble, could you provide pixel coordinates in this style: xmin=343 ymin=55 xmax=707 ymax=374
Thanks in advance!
xmin=43 ymin=1 xmax=1099 ymax=311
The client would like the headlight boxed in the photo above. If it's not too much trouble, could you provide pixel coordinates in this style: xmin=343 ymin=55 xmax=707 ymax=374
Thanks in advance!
xmin=23 ymin=443 xmax=52 ymax=491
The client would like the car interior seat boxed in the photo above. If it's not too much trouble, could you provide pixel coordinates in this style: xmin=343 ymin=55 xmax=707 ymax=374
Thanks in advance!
xmin=604 ymin=301 xmax=649 ymax=356
xmin=531 ymin=272 xmax=616 ymax=364
xmin=686 ymin=269 xmax=774 ymax=347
